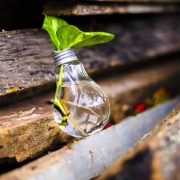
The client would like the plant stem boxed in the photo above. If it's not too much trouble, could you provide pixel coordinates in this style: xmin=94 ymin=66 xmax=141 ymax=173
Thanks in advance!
xmin=54 ymin=65 xmax=89 ymax=136
xmin=61 ymin=99 xmax=101 ymax=118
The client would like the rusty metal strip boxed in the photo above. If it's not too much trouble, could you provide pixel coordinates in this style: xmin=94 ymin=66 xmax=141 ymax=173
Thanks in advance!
xmin=1 ymin=97 xmax=179 ymax=179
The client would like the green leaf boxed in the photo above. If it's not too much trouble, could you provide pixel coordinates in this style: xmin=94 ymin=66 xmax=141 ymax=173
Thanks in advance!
xmin=42 ymin=15 xmax=115 ymax=50
xmin=56 ymin=25 xmax=115 ymax=49
xmin=56 ymin=25 xmax=83 ymax=49
xmin=74 ymin=31 xmax=115 ymax=48
xmin=42 ymin=15 xmax=68 ymax=50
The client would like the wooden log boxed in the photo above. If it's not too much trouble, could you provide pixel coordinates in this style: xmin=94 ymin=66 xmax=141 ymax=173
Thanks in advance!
xmin=43 ymin=1 xmax=180 ymax=15
xmin=0 ymin=61 xmax=179 ymax=163
xmin=0 ymin=98 xmax=179 ymax=179
xmin=1 ymin=15 xmax=180 ymax=105
xmin=97 ymin=105 xmax=180 ymax=180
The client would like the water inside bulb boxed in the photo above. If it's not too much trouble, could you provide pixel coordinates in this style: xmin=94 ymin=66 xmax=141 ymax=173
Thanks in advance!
xmin=53 ymin=49 xmax=110 ymax=138
xmin=54 ymin=80 xmax=110 ymax=138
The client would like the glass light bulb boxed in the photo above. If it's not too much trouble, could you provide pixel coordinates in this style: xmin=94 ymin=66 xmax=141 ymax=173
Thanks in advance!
xmin=53 ymin=49 xmax=110 ymax=138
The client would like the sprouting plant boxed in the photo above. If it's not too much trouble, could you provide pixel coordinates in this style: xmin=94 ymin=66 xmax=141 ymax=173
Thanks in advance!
xmin=42 ymin=15 xmax=115 ymax=51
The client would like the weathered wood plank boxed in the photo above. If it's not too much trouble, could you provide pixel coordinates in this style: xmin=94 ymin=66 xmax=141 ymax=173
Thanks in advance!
xmin=0 ymin=29 xmax=54 ymax=105
xmin=100 ymin=61 xmax=180 ymax=123
xmin=0 ymin=98 xmax=179 ymax=180
xmin=97 ymin=105 xmax=180 ymax=180
xmin=0 ymin=92 xmax=71 ymax=163
xmin=84 ymin=0 xmax=180 ymax=3
xmin=1 ymin=15 xmax=180 ymax=105
xmin=44 ymin=1 xmax=180 ymax=15
xmin=0 ymin=61 xmax=179 ymax=163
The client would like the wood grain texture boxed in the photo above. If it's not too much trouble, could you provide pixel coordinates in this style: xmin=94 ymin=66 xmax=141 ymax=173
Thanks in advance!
xmin=1 ymin=15 xmax=180 ymax=105
xmin=0 ymin=61 xmax=179 ymax=163
xmin=0 ymin=92 xmax=71 ymax=162
xmin=0 ymin=99 xmax=179 ymax=180
xmin=84 ymin=0 xmax=180 ymax=3
xmin=97 ymin=105 xmax=180 ymax=180
xmin=0 ymin=29 xmax=55 ymax=105
xmin=43 ymin=1 xmax=180 ymax=15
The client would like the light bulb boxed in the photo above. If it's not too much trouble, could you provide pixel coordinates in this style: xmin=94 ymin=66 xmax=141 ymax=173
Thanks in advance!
xmin=53 ymin=48 xmax=110 ymax=138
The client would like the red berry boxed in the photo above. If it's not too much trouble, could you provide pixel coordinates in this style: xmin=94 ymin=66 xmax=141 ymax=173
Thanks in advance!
xmin=134 ymin=102 xmax=146 ymax=113
xmin=104 ymin=123 xmax=111 ymax=129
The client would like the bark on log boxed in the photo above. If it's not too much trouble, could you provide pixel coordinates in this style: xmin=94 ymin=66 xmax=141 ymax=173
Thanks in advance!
xmin=97 ymin=105 xmax=180 ymax=180
xmin=1 ymin=15 xmax=180 ymax=105
xmin=0 ymin=61 xmax=179 ymax=163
